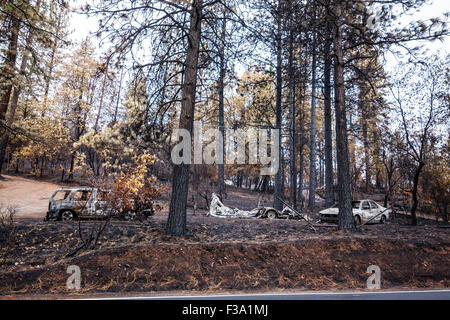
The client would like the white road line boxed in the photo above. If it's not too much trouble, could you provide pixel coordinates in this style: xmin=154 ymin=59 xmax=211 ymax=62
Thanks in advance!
xmin=83 ymin=289 xmax=450 ymax=300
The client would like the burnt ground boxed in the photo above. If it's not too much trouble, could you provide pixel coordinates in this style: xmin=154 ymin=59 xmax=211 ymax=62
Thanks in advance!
xmin=0 ymin=211 xmax=449 ymax=297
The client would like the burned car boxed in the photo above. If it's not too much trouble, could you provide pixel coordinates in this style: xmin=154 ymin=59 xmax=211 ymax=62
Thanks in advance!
xmin=207 ymin=193 xmax=310 ymax=221
xmin=319 ymin=200 xmax=391 ymax=225
xmin=45 ymin=187 xmax=154 ymax=221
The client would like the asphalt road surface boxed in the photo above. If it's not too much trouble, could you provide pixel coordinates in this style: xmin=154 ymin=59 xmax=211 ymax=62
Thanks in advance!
xmin=95 ymin=289 xmax=450 ymax=300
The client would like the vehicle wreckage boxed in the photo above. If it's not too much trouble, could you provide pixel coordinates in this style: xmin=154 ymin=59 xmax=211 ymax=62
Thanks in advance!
xmin=207 ymin=193 xmax=311 ymax=221
xmin=45 ymin=187 xmax=154 ymax=221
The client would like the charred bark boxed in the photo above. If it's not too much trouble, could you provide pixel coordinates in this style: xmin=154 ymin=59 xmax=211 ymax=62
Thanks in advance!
xmin=166 ymin=0 xmax=203 ymax=236
xmin=0 ymin=19 xmax=36 ymax=174
xmin=288 ymin=28 xmax=296 ymax=208
xmin=332 ymin=0 xmax=354 ymax=230
xmin=410 ymin=162 xmax=424 ymax=226
xmin=217 ymin=9 xmax=226 ymax=198
xmin=273 ymin=9 xmax=283 ymax=211
xmin=308 ymin=13 xmax=317 ymax=211
xmin=0 ymin=17 xmax=20 ymax=122
xmin=324 ymin=27 xmax=334 ymax=207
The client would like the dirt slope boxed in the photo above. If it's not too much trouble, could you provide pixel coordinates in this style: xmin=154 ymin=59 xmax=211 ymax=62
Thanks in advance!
xmin=0 ymin=215 xmax=448 ymax=295
xmin=0 ymin=239 xmax=448 ymax=295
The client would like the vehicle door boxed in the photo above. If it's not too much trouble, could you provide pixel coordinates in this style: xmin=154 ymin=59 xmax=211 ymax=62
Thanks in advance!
xmin=94 ymin=190 xmax=110 ymax=216
xmin=71 ymin=189 xmax=93 ymax=216
xmin=50 ymin=190 xmax=70 ymax=207
xmin=360 ymin=200 xmax=372 ymax=221
xmin=369 ymin=201 xmax=381 ymax=220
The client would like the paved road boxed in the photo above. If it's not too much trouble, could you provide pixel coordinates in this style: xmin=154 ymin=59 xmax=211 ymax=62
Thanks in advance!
xmin=95 ymin=289 xmax=450 ymax=300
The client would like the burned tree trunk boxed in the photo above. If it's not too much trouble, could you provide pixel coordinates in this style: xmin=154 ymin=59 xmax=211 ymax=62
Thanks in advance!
xmin=273 ymin=9 xmax=283 ymax=211
xmin=324 ymin=26 xmax=334 ymax=208
xmin=0 ymin=17 xmax=20 ymax=122
xmin=166 ymin=0 xmax=203 ymax=236
xmin=0 ymin=17 xmax=37 ymax=175
xmin=288 ymin=28 xmax=296 ymax=208
xmin=297 ymin=81 xmax=306 ymax=211
xmin=308 ymin=16 xmax=317 ymax=212
xmin=410 ymin=162 xmax=424 ymax=226
xmin=332 ymin=0 xmax=354 ymax=230
xmin=384 ymin=170 xmax=393 ymax=207
xmin=0 ymin=18 xmax=20 ymax=175
xmin=217 ymin=9 xmax=226 ymax=198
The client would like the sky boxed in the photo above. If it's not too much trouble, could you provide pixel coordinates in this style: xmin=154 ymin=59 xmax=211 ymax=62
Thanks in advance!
xmin=68 ymin=0 xmax=450 ymax=70
xmin=383 ymin=0 xmax=450 ymax=69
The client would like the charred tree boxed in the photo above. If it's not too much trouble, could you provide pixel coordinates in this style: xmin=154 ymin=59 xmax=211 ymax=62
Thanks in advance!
xmin=323 ymin=23 xmax=334 ymax=207
xmin=217 ymin=9 xmax=226 ymax=199
xmin=166 ymin=0 xmax=203 ymax=236
xmin=308 ymin=6 xmax=317 ymax=211
xmin=0 ymin=17 xmax=20 ymax=123
xmin=288 ymin=27 xmax=296 ymax=208
xmin=332 ymin=0 xmax=354 ymax=230
xmin=273 ymin=2 xmax=284 ymax=211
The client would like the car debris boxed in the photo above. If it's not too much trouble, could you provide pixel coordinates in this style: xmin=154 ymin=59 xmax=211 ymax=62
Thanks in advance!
xmin=45 ymin=187 xmax=154 ymax=221
xmin=207 ymin=193 xmax=310 ymax=222
xmin=319 ymin=199 xmax=391 ymax=225
xmin=207 ymin=193 xmax=261 ymax=218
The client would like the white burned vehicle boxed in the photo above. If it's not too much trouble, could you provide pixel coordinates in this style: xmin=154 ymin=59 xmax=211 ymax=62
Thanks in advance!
xmin=319 ymin=200 xmax=391 ymax=225
xmin=45 ymin=187 xmax=154 ymax=221
xmin=207 ymin=193 xmax=310 ymax=221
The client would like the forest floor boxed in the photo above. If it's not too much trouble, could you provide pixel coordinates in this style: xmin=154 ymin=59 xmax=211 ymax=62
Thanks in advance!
xmin=0 ymin=174 xmax=448 ymax=297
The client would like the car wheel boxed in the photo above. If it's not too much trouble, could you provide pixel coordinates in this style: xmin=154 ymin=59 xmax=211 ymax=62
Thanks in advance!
xmin=354 ymin=215 xmax=362 ymax=226
xmin=266 ymin=210 xmax=278 ymax=220
xmin=60 ymin=210 xmax=75 ymax=221
xmin=380 ymin=215 xmax=386 ymax=224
